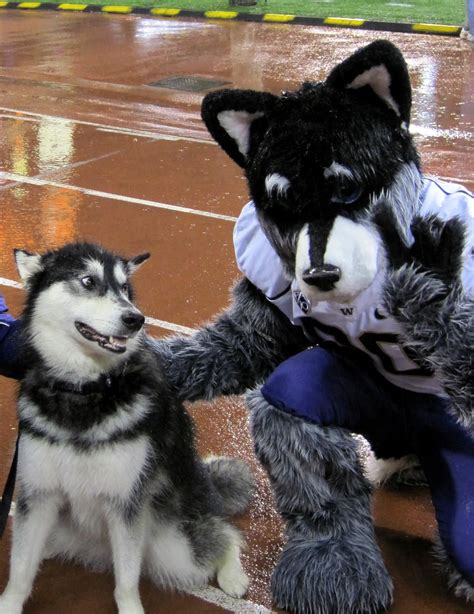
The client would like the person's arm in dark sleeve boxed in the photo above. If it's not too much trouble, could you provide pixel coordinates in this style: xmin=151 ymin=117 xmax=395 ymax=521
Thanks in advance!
xmin=0 ymin=294 xmax=25 ymax=380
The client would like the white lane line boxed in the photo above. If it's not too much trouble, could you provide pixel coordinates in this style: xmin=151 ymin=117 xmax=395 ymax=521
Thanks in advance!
xmin=187 ymin=585 xmax=275 ymax=613
xmin=436 ymin=175 xmax=474 ymax=186
xmin=0 ymin=106 xmax=213 ymax=145
xmin=411 ymin=124 xmax=474 ymax=140
xmin=0 ymin=172 xmax=238 ymax=223
xmin=145 ymin=316 xmax=195 ymax=335
xmin=0 ymin=151 xmax=122 ymax=194
xmin=0 ymin=277 xmax=196 ymax=335
xmin=2 ymin=107 xmax=473 ymax=143
xmin=46 ymin=151 xmax=122 ymax=174
xmin=0 ymin=277 xmax=22 ymax=290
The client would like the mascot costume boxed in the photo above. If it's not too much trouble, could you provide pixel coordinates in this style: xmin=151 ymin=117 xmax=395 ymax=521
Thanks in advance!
xmin=158 ymin=40 xmax=474 ymax=613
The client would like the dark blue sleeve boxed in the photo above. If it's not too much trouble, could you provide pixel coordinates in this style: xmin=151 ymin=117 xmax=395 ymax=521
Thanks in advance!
xmin=0 ymin=295 xmax=25 ymax=379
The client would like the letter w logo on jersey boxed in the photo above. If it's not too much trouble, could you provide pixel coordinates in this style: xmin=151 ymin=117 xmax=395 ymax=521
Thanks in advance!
xmin=340 ymin=307 xmax=354 ymax=316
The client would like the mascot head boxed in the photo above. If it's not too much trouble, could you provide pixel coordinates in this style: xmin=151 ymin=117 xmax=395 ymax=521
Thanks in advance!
xmin=202 ymin=40 xmax=421 ymax=305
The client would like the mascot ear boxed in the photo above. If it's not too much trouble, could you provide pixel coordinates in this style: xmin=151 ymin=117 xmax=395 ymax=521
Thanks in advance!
xmin=201 ymin=89 xmax=278 ymax=168
xmin=326 ymin=40 xmax=412 ymax=126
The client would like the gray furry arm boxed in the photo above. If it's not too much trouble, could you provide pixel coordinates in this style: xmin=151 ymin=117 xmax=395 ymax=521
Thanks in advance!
xmin=152 ymin=277 xmax=308 ymax=402
xmin=384 ymin=266 xmax=474 ymax=433
xmin=376 ymin=209 xmax=473 ymax=432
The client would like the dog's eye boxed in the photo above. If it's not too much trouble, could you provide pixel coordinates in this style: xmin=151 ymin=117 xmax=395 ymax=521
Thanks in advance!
xmin=331 ymin=183 xmax=363 ymax=205
xmin=121 ymin=283 xmax=128 ymax=293
xmin=81 ymin=276 xmax=95 ymax=289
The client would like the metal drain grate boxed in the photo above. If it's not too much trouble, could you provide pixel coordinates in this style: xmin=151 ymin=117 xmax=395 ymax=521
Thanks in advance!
xmin=147 ymin=76 xmax=231 ymax=92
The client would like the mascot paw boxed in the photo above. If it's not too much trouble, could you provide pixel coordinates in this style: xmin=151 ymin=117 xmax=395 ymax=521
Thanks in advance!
xmin=408 ymin=215 xmax=466 ymax=285
xmin=375 ymin=208 xmax=467 ymax=319
xmin=384 ymin=266 xmax=448 ymax=319
xmin=271 ymin=534 xmax=393 ymax=614
xmin=375 ymin=205 xmax=466 ymax=296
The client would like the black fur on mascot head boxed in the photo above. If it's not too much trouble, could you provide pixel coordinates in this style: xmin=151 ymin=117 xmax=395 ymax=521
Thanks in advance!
xmin=202 ymin=40 xmax=420 ymax=306
xmin=160 ymin=39 xmax=473 ymax=614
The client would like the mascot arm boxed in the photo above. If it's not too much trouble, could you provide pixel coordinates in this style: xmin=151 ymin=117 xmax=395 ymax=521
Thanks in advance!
xmin=377 ymin=207 xmax=474 ymax=433
xmin=154 ymin=277 xmax=308 ymax=402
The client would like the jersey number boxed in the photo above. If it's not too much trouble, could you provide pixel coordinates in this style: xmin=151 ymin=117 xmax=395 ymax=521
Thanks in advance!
xmin=301 ymin=318 xmax=433 ymax=378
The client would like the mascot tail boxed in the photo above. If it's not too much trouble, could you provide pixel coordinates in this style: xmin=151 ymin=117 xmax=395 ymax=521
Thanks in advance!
xmin=205 ymin=456 xmax=254 ymax=516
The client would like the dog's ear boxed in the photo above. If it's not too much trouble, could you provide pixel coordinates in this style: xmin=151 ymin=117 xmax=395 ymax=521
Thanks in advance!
xmin=14 ymin=249 xmax=43 ymax=284
xmin=201 ymin=89 xmax=278 ymax=168
xmin=126 ymin=252 xmax=150 ymax=275
xmin=326 ymin=40 xmax=412 ymax=126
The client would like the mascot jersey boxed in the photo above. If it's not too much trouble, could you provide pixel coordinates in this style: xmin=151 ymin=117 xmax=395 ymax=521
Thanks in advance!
xmin=234 ymin=177 xmax=474 ymax=396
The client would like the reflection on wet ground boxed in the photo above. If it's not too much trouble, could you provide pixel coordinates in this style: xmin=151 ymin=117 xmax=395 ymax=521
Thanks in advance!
xmin=0 ymin=10 xmax=473 ymax=614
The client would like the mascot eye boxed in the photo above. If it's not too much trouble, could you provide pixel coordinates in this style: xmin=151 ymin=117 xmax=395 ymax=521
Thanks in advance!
xmin=121 ymin=283 xmax=129 ymax=293
xmin=331 ymin=183 xmax=363 ymax=205
xmin=81 ymin=276 xmax=95 ymax=289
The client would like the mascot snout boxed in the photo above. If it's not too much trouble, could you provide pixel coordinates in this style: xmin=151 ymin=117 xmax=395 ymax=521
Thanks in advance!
xmin=295 ymin=216 xmax=382 ymax=304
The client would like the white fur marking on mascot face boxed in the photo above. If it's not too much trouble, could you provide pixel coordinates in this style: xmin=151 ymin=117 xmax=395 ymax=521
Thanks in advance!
xmin=265 ymin=173 xmax=291 ymax=198
xmin=323 ymin=162 xmax=354 ymax=180
xmin=295 ymin=217 xmax=381 ymax=304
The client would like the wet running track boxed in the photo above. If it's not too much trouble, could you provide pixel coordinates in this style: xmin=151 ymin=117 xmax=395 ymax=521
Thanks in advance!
xmin=0 ymin=10 xmax=473 ymax=614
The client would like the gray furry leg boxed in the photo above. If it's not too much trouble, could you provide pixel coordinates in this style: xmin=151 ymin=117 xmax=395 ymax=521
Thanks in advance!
xmin=247 ymin=389 xmax=393 ymax=614
xmin=433 ymin=540 xmax=474 ymax=603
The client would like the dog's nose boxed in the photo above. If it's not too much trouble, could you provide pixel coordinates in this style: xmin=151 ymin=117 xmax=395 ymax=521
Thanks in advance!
xmin=121 ymin=310 xmax=145 ymax=332
xmin=302 ymin=265 xmax=341 ymax=291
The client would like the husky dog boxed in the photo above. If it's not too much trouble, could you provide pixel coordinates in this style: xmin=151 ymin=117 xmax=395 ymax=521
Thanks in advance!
xmin=0 ymin=243 xmax=252 ymax=614
xmin=156 ymin=40 xmax=474 ymax=614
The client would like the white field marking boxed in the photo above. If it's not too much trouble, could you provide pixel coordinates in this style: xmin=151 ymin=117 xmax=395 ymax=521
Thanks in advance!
xmin=0 ymin=172 xmax=238 ymax=223
xmin=187 ymin=585 xmax=275 ymax=613
xmin=0 ymin=277 xmax=195 ymax=335
xmin=0 ymin=150 xmax=121 ymax=194
xmin=0 ymin=106 xmax=213 ymax=145
xmin=144 ymin=316 xmax=195 ymax=335
xmin=95 ymin=126 xmax=211 ymax=145
xmin=436 ymin=175 xmax=474 ymax=185
xmin=0 ymin=277 xmax=22 ymax=289
xmin=410 ymin=124 xmax=474 ymax=140
xmin=1 ymin=106 xmax=472 ymax=144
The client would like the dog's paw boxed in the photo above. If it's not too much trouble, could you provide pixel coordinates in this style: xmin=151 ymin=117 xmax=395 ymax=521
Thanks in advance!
xmin=217 ymin=565 xmax=249 ymax=598
xmin=0 ymin=593 xmax=24 ymax=614
xmin=271 ymin=535 xmax=393 ymax=614
xmin=117 ymin=606 xmax=144 ymax=614
xmin=114 ymin=589 xmax=145 ymax=614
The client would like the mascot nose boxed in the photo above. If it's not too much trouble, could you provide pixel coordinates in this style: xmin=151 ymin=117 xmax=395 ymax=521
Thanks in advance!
xmin=121 ymin=310 xmax=145 ymax=332
xmin=302 ymin=265 xmax=341 ymax=291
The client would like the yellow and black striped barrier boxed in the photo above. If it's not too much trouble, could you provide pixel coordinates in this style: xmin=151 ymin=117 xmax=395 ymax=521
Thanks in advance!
xmin=0 ymin=2 xmax=463 ymax=37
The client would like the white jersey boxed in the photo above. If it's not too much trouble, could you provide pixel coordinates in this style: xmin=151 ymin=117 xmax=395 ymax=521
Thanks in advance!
xmin=234 ymin=177 xmax=474 ymax=396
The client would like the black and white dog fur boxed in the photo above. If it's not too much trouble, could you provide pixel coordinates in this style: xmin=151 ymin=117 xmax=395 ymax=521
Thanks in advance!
xmin=0 ymin=243 xmax=253 ymax=614
xmin=156 ymin=40 xmax=473 ymax=614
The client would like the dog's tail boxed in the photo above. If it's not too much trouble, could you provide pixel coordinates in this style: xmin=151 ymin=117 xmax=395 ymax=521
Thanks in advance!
xmin=205 ymin=456 xmax=254 ymax=517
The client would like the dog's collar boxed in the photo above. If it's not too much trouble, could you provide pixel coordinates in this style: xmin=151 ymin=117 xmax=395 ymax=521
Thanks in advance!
xmin=45 ymin=365 xmax=128 ymax=395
